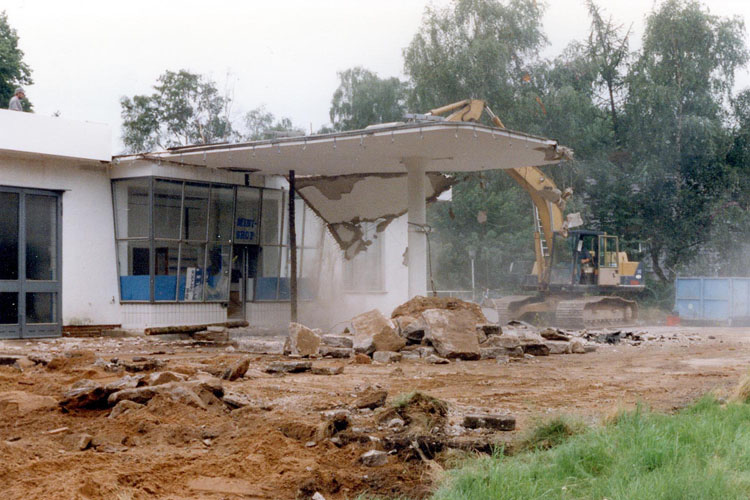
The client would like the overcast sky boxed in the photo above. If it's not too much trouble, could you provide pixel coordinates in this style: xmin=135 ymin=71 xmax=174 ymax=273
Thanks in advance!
xmin=5 ymin=0 xmax=750 ymax=152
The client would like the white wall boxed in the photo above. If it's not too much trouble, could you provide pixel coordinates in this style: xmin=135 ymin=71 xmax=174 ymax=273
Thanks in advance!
xmin=0 ymin=156 xmax=120 ymax=326
xmin=299 ymin=216 xmax=410 ymax=331
xmin=0 ymin=109 xmax=111 ymax=161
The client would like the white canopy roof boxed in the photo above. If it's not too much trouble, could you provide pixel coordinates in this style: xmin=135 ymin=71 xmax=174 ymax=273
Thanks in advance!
xmin=115 ymin=121 xmax=567 ymax=175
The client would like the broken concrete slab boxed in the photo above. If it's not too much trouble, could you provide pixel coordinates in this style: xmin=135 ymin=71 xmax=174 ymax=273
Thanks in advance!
xmin=392 ymin=296 xmax=488 ymax=324
xmin=353 ymin=390 xmax=387 ymax=410
xmin=319 ymin=346 xmax=354 ymax=358
xmin=394 ymin=315 xmax=426 ymax=343
xmin=570 ymin=337 xmax=587 ymax=354
xmin=463 ymin=414 xmax=516 ymax=431
xmin=416 ymin=346 xmax=437 ymax=358
xmin=372 ymin=351 xmax=402 ymax=364
xmin=311 ymin=365 xmax=345 ymax=376
xmin=477 ymin=324 xmax=502 ymax=337
xmin=422 ymin=308 xmax=481 ymax=360
xmin=222 ymin=358 xmax=250 ymax=381
xmin=108 ymin=400 xmax=144 ymax=418
xmin=351 ymin=309 xmax=398 ymax=354
xmin=523 ymin=343 xmax=550 ymax=356
xmin=351 ymin=353 xmax=372 ymax=365
xmin=480 ymin=347 xmax=509 ymax=360
xmin=372 ymin=327 xmax=406 ymax=353
xmin=62 ymin=432 xmax=92 ymax=451
xmin=121 ymin=358 xmax=165 ymax=373
xmin=321 ymin=335 xmax=353 ymax=348
xmin=285 ymin=323 xmax=322 ymax=357
xmin=265 ymin=361 xmax=312 ymax=374
xmin=59 ymin=380 xmax=112 ymax=410
xmin=234 ymin=338 xmax=285 ymax=354
xmin=545 ymin=341 xmax=571 ymax=355
xmin=222 ymin=391 xmax=253 ymax=409
xmin=539 ymin=327 xmax=571 ymax=341
xmin=147 ymin=371 xmax=186 ymax=386
xmin=426 ymin=354 xmax=450 ymax=364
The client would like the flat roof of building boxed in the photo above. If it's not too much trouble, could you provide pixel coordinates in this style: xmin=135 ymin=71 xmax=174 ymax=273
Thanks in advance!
xmin=115 ymin=120 xmax=569 ymax=175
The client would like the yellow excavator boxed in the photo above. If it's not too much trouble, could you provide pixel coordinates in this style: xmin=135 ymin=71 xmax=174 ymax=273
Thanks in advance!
xmin=420 ymin=99 xmax=644 ymax=328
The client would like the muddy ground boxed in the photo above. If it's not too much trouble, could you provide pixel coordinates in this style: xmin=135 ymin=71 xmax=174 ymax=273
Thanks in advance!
xmin=1 ymin=326 xmax=749 ymax=499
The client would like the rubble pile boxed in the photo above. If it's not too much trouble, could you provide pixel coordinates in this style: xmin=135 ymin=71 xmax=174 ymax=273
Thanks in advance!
xmin=283 ymin=296 xmax=603 ymax=364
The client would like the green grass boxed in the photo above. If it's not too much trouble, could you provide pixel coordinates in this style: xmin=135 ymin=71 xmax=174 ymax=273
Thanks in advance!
xmin=432 ymin=397 xmax=750 ymax=500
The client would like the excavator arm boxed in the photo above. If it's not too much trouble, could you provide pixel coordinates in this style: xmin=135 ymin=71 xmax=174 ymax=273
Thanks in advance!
xmin=427 ymin=99 xmax=572 ymax=289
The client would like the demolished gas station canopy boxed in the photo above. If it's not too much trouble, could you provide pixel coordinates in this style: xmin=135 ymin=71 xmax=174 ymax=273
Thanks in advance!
xmin=124 ymin=120 xmax=570 ymax=297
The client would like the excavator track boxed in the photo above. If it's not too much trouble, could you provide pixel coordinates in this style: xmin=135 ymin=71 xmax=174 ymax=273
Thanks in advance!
xmin=555 ymin=296 xmax=638 ymax=329
xmin=493 ymin=295 xmax=540 ymax=324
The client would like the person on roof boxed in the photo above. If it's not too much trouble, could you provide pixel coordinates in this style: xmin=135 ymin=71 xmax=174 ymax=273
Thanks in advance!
xmin=8 ymin=87 xmax=25 ymax=111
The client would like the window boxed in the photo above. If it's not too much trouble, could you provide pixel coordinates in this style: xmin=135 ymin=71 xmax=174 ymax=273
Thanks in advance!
xmin=112 ymin=178 xmax=322 ymax=303
xmin=343 ymin=222 xmax=384 ymax=292
xmin=113 ymin=178 xmax=233 ymax=302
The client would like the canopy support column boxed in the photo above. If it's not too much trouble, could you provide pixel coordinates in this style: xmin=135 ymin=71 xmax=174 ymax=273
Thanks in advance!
xmin=406 ymin=158 xmax=427 ymax=298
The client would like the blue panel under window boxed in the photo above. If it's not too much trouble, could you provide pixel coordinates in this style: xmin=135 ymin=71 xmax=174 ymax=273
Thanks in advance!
xmin=154 ymin=275 xmax=177 ymax=301
xmin=120 ymin=276 xmax=150 ymax=301
xmin=254 ymin=277 xmax=313 ymax=301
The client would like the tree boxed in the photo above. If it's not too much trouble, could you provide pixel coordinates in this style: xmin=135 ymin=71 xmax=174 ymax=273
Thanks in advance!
xmin=243 ymin=106 xmax=301 ymax=140
xmin=329 ymin=67 xmax=406 ymax=131
xmin=622 ymin=0 xmax=748 ymax=281
xmin=403 ymin=0 xmax=546 ymax=126
xmin=0 ymin=11 xmax=32 ymax=110
xmin=120 ymin=70 xmax=234 ymax=153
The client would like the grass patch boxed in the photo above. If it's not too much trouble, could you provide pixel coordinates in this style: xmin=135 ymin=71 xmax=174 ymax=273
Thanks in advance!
xmin=432 ymin=396 xmax=750 ymax=500
xmin=518 ymin=415 xmax=587 ymax=452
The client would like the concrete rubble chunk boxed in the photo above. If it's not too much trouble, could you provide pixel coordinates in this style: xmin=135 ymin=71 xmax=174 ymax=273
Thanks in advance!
xmin=570 ymin=337 xmax=587 ymax=354
xmin=108 ymin=400 xmax=144 ymax=418
xmin=395 ymin=315 xmax=427 ymax=343
xmin=0 ymin=391 xmax=57 ymax=415
xmin=265 ymin=361 xmax=312 ymax=374
xmin=353 ymin=389 xmax=388 ymax=410
xmin=105 ymin=375 xmax=145 ymax=392
xmin=0 ymin=355 xmax=21 ymax=365
xmin=321 ymin=335 xmax=353 ymax=348
xmin=234 ymin=338 xmax=285 ymax=354
xmin=312 ymin=492 xmax=326 ymax=500
xmin=463 ymin=414 xmax=516 ymax=431
xmin=416 ymin=346 xmax=437 ymax=358
xmin=546 ymin=341 xmax=571 ymax=355
xmin=392 ymin=296 xmax=488 ymax=324
xmin=148 ymin=371 xmax=186 ymax=386
xmin=351 ymin=309 xmax=397 ymax=354
xmin=319 ymin=346 xmax=354 ymax=358
xmin=60 ymin=380 xmax=112 ymax=409
xmin=373 ymin=326 xmax=407 ymax=353
xmin=523 ymin=343 xmax=550 ymax=356
xmin=426 ymin=354 xmax=449 ymax=364
xmin=352 ymin=353 xmax=372 ymax=365
xmin=372 ymin=351 xmax=402 ymax=364
xmin=193 ymin=328 xmax=229 ymax=342
xmin=422 ymin=308 xmax=481 ymax=360
xmin=222 ymin=358 xmax=251 ymax=381
xmin=108 ymin=386 xmax=158 ymax=406
xmin=311 ymin=365 xmax=344 ymax=376
xmin=480 ymin=347 xmax=508 ymax=360
xmin=285 ymin=322 xmax=322 ymax=357
xmin=584 ymin=343 xmax=597 ymax=353
xmin=539 ymin=327 xmax=571 ymax=341
xmin=477 ymin=324 xmax=502 ymax=337
xmin=121 ymin=358 xmax=165 ymax=373
xmin=476 ymin=327 xmax=488 ymax=344
xmin=401 ymin=351 xmax=421 ymax=360
xmin=222 ymin=391 xmax=253 ymax=409
xmin=483 ymin=333 xmax=521 ymax=349
xmin=27 ymin=354 xmax=52 ymax=366
xmin=359 ymin=449 xmax=388 ymax=467
xmin=13 ymin=356 xmax=35 ymax=372
xmin=62 ymin=432 xmax=92 ymax=451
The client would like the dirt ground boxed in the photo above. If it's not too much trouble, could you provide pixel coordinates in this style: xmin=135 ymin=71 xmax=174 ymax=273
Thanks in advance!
xmin=1 ymin=326 xmax=749 ymax=500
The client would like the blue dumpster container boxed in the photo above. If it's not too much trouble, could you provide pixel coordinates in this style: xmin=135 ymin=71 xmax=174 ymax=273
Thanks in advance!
xmin=675 ymin=277 xmax=750 ymax=325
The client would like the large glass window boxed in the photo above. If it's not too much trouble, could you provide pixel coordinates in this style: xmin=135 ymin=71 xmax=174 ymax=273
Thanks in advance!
xmin=0 ymin=192 xmax=19 ymax=280
xmin=112 ymin=178 xmax=321 ymax=303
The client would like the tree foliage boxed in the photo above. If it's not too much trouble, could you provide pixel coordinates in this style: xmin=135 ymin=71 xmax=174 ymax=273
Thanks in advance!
xmin=120 ymin=70 xmax=234 ymax=153
xmin=329 ymin=67 xmax=406 ymax=131
xmin=0 ymin=11 xmax=32 ymax=110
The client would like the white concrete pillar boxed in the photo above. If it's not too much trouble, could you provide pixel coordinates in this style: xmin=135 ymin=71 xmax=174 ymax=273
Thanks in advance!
xmin=406 ymin=158 xmax=427 ymax=298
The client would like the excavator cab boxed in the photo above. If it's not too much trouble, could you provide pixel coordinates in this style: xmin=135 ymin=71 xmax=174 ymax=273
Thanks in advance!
xmin=547 ymin=230 xmax=644 ymax=291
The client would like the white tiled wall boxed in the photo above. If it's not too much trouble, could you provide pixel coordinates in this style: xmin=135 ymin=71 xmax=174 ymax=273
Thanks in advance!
xmin=120 ymin=303 xmax=226 ymax=330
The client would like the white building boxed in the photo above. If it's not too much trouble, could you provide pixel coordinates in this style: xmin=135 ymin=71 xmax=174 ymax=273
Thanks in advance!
xmin=0 ymin=109 xmax=564 ymax=338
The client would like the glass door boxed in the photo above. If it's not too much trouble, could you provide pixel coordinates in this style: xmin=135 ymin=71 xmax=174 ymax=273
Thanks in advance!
xmin=0 ymin=188 xmax=61 ymax=338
